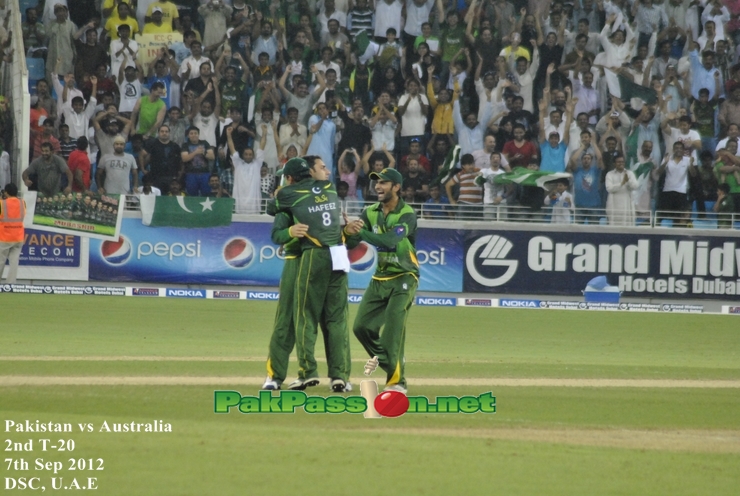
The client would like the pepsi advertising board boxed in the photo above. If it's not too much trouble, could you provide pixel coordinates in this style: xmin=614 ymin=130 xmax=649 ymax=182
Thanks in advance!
xmin=463 ymin=229 xmax=740 ymax=300
xmin=347 ymin=228 xmax=463 ymax=292
xmin=90 ymin=219 xmax=282 ymax=285
xmin=89 ymin=219 xmax=463 ymax=292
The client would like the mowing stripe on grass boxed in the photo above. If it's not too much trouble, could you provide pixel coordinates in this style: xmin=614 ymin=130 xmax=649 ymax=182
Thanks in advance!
xmin=352 ymin=427 xmax=740 ymax=454
xmin=0 ymin=356 xmax=545 ymax=364
xmin=2 ymin=376 xmax=740 ymax=387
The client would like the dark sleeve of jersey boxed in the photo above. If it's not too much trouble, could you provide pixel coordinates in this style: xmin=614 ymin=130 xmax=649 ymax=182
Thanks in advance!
xmin=271 ymin=212 xmax=294 ymax=245
xmin=359 ymin=211 xmax=416 ymax=249
xmin=265 ymin=198 xmax=277 ymax=217
xmin=274 ymin=188 xmax=290 ymax=214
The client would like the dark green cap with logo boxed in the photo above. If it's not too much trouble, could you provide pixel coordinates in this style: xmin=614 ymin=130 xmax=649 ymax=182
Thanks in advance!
xmin=276 ymin=157 xmax=310 ymax=176
xmin=369 ymin=168 xmax=403 ymax=184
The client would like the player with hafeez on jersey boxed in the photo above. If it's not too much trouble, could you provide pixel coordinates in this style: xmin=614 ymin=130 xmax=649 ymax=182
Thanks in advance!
xmin=262 ymin=156 xmax=355 ymax=392
xmin=273 ymin=157 xmax=363 ymax=392
xmin=345 ymin=168 xmax=420 ymax=395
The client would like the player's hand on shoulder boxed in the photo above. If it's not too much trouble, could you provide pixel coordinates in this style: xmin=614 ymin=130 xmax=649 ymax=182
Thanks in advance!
xmin=289 ymin=223 xmax=309 ymax=238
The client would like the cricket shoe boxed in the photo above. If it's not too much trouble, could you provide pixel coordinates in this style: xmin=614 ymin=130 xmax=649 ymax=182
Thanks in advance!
xmin=261 ymin=377 xmax=281 ymax=390
xmin=330 ymin=378 xmax=346 ymax=393
xmin=363 ymin=356 xmax=379 ymax=375
xmin=383 ymin=384 xmax=408 ymax=395
xmin=343 ymin=382 xmax=353 ymax=393
xmin=287 ymin=377 xmax=320 ymax=391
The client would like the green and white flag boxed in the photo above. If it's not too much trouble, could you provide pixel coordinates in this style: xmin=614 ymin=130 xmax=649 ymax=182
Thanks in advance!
xmin=604 ymin=69 xmax=657 ymax=105
xmin=434 ymin=144 xmax=461 ymax=186
xmin=139 ymin=196 xmax=234 ymax=228
xmin=493 ymin=168 xmax=572 ymax=190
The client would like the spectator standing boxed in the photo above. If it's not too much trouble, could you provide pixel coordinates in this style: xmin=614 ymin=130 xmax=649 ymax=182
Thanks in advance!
xmin=46 ymin=4 xmax=76 ymax=84
xmin=132 ymin=82 xmax=168 ymax=139
xmin=22 ymin=8 xmax=45 ymax=52
xmin=605 ymin=155 xmax=639 ymax=226
xmin=67 ymin=138 xmax=91 ymax=193
xmin=503 ymin=124 xmax=538 ymax=169
xmin=180 ymin=126 xmax=215 ymax=196
xmin=445 ymin=153 xmax=482 ymax=218
xmin=58 ymin=124 xmax=77 ymax=162
xmin=453 ymin=98 xmax=492 ymax=156
xmin=141 ymin=125 xmax=182 ymax=194
xmin=657 ymin=142 xmax=696 ymax=227
xmin=0 ymin=184 xmax=25 ymax=284
xmin=110 ymin=25 xmax=139 ymax=83
xmin=306 ymin=102 xmax=336 ymax=172
xmin=568 ymin=147 xmax=603 ymax=224
xmin=199 ymin=0 xmax=232 ymax=48
xmin=373 ymin=0 xmax=403 ymax=41
xmin=23 ymin=143 xmax=73 ymax=197
xmin=73 ymin=24 xmax=108 ymax=85
xmin=228 ymin=125 xmax=266 ymax=214
xmin=398 ymin=80 xmax=429 ymax=153
xmin=278 ymin=65 xmax=325 ymax=126
xmin=97 ymin=136 xmax=139 ymax=195
xmin=544 ymin=179 xmax=574 ymax=224
xmin=61 ymin=79 xmax=98 ymax=140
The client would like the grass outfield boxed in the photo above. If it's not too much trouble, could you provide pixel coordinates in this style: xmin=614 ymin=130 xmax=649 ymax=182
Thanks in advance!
xmin=1 ymin=294 xmax=739 ymax=495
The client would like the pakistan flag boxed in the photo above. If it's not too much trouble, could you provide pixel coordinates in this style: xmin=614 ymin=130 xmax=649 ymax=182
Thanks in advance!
xmin=139 ymin=196 xmax=234 ymax=228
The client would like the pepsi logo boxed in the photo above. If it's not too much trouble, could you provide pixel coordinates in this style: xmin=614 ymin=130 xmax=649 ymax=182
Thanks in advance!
xmin=223 ymin=237 xmax=255 ymax=268
xmin=101 ymin=236 xmax=132 ymax=265
xmin=348 ymin=242 xmax=377 ymax=273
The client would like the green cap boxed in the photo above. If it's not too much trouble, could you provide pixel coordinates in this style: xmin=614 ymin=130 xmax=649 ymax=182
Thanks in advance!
xmin=369 ymin=168 xmax=403 ymax=184
xmin=277 ymin=157 xmax=310 ymax=176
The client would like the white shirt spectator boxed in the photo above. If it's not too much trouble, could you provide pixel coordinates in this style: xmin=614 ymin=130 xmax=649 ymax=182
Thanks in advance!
xmin=372 ymin=119 xmax=397 ymax=150
xmin=136 ymin=185 xmax=162 ymax=196
xmin=404 ymin=0 xmax=435 ymax=37
xmin=317 ymin=10 xmax=348 ymax=36
xmin=232 ymin=149 xmax=264 ymax=214
xmin=662 ymin=156 xmax=691 ymax=193
xmin=178 ymin=55 xmax=212 ymax=81
xmin=665 ymin=127 xmax=701 ymax=162
xmin=118 ymin=79 xmax=142 ymax=113
xmin=110 ymin=39 xmax=140 ymax=84
xmin=374 ymin=0 xmax=403 ymax=39
xmin=701 ymin=4 xmax=731 ymax=41
xmin=398 ymin=92 xmax=429 ymax=136
xmin=61 ymin=98 xmax=97 ymax=139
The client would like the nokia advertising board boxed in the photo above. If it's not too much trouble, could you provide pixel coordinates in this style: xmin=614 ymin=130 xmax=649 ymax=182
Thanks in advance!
xmin=90 ymin=219 xmax=463 ymax=292
xmin=464 ymin=230 xmax=740 ymax=300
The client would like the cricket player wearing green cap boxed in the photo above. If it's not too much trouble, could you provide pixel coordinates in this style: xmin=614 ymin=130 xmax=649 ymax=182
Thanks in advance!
xmin=273 ymin=157 xmax=362 ymax=392
xmin=346 ymin=167 xmax=419 ymax=394
xmin=261 ymin=156 xmax=324 ymax=390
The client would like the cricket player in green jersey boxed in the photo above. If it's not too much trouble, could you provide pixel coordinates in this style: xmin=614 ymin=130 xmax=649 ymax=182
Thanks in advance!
xmin=261 ymin=156 xmax=356 ymax=391
xmin=273 ymin=157 xmax=362 ymax=392
xmin=347 ymin=168 xmax=419 ymax=394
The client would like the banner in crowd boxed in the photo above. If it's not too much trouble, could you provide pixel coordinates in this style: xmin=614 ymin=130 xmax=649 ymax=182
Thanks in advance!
xmin=463 ymin=230 xmax=740 ymax=300
xmin=88 ymin=219 xmax=463 ymax=292
xmin=134 ymin=33 xmax=184 ymax=66
xmin=26 ymin=191 xmax=124 ymax=241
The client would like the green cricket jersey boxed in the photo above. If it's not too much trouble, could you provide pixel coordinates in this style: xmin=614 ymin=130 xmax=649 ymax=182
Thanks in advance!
xmin=355 ymin=199 xmax=419 ymax=280
xmin=274 ymin=178 xmax=342 ymax=250
xmin=266 ymin=199 xmax=301 ymax=258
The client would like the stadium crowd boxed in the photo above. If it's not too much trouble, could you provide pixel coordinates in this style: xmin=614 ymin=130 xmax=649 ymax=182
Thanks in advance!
xmin=13 ymin=0 xmax=740 ymax=227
